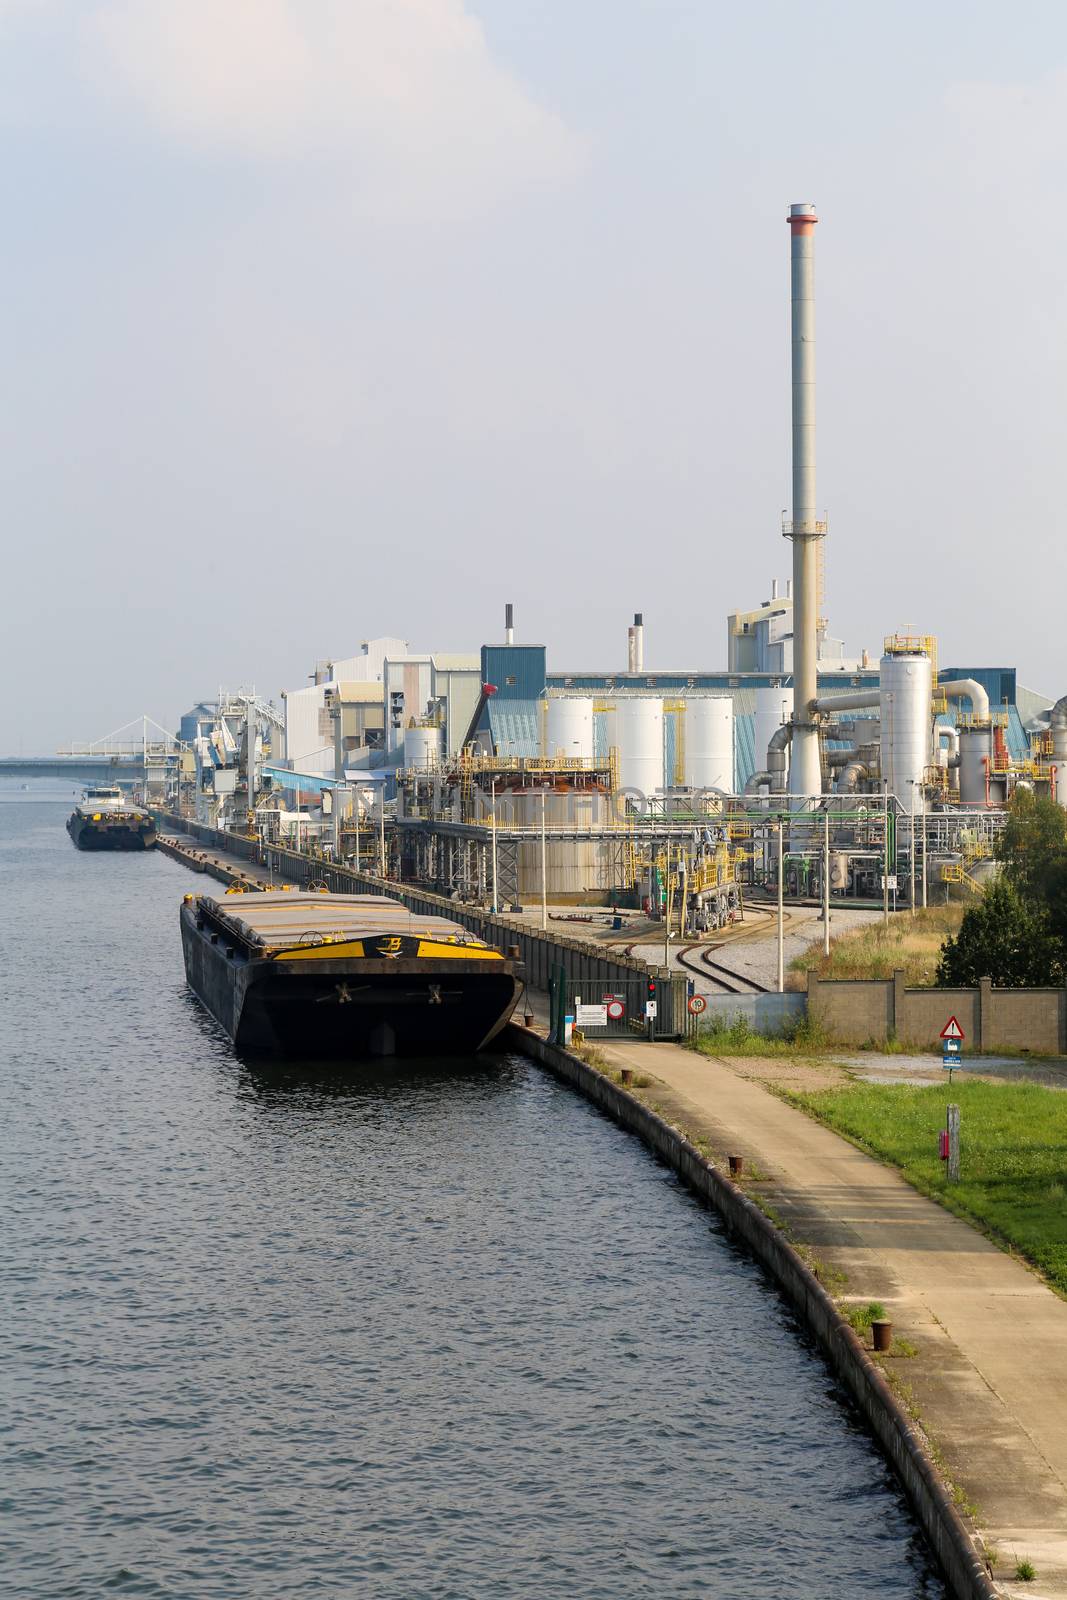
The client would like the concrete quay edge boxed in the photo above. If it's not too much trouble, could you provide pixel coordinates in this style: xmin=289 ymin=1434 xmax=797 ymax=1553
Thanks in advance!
xmin=508 ymin=1024 xmax=999 ymax=1600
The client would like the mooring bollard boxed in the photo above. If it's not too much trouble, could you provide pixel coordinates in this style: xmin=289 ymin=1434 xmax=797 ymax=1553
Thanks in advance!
xmin=871 ymin=1320 xmax=893 ymax=1352
xmin=728 ymin=1154 xmax=744 ymax=1177
xmin=620 ymin=1067 xmax=634 ymax=1086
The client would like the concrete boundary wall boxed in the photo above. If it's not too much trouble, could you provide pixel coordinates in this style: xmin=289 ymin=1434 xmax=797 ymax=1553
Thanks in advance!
xmin=809 ymin=970 xmax=1067 ymax=1052
xmin=155 ymin=814 xmax=690 ymax=1037
xmin=512 ymin=1027 xmax=997 ymax=1600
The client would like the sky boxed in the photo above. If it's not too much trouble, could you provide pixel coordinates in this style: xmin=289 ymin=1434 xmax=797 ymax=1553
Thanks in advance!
xmin=4 ymin=0 xmax=1066 ymax=752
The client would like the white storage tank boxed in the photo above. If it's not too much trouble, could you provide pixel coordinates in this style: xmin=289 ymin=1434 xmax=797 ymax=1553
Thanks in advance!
xmin=403 ymin=725 xmax=442 ymax=771
xmin=880 ymin=651 xmax=933 ymax=802
xmin=685 ymin=697 xmax=734 ymax=791
xmin=613 ymin=698 xmax=664 ymax=795
xmin=544 ymin=696 xmax=594 ymax=761
xmin=753 ymin=686 xmax=792 ymax=778
xmin=958 ymin=725 xmax=992 ymax=806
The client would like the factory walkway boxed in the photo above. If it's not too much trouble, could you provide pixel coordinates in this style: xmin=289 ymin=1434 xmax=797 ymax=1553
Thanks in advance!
xmin=587 ymin=1034 xmax=1067 ymax=1595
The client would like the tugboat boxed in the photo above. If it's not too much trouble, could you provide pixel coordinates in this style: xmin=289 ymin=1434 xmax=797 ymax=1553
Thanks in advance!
xmin=180 ymin=889 xmax=523 ymax=1058
xmin=67 ymin=786 xmax=157 ymax=851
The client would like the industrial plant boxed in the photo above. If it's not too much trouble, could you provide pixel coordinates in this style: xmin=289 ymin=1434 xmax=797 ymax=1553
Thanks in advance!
xmin=56 ymin=204 xmax=1064 ymax=942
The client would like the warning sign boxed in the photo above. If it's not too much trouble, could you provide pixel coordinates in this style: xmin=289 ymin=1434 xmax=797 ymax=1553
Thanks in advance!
xmin=687 ymin=994 xmax=708 ymax=1015
xmin=940 ymin=1016 xmax=965 ymax=1041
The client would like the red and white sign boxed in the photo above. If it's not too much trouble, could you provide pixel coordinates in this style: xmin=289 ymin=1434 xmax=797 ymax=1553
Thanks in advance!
xmin=687 ymin=994 xmax=708 ymax=1016
xmin=940 ymin=1016 xmax=965 ymax=1041
xmin=605 ymin=998 xmax=626 ymax=1021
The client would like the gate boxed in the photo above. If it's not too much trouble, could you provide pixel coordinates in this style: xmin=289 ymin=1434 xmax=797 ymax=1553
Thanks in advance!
xmin=561 ymin=976 xmax=663 ymax=1041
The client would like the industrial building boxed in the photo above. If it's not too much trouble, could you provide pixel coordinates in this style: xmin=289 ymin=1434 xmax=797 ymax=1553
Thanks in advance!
xmin=164 ymin=200 xmax=1062 ymax=932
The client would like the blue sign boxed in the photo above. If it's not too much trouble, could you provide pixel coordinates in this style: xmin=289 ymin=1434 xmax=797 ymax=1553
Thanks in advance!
xmin=943 ymin=1036 xmax=961 ymax=1055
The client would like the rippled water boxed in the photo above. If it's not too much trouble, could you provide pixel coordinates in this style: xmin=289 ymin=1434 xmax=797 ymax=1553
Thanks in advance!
xmin=1 ymin=800 xmax=945 ymax=1598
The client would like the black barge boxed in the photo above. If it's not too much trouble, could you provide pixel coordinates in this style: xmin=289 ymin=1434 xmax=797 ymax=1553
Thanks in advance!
xmin=180 ymin=889 xmax=522 ymax=1058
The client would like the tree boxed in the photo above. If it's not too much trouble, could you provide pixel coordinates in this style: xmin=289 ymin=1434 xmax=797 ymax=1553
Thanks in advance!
xmin=996 ymin=790 xmax=1067 ymax=901
xmin=937 ymin=880 xmax=1064 ymax=988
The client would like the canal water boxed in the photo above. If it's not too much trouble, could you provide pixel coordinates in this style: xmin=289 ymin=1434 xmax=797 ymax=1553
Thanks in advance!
xmin=2 ymin=799 xmax=945 ymax=1599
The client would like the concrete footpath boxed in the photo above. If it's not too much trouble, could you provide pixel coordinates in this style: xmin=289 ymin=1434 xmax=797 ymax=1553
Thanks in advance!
xmin=587 ymin=1034 xmax=1067 ymax=1597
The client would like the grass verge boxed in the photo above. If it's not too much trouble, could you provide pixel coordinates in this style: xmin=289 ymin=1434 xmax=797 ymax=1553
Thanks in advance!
xmin=690 ymin=1010 xmax=832 ymax=1058
xmin=787 ymin=1078 xmax=1067 ymax=1296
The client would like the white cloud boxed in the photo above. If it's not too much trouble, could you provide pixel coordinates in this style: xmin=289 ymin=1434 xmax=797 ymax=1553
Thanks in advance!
xmin=88 ymin=0 xmax=586 ymax=213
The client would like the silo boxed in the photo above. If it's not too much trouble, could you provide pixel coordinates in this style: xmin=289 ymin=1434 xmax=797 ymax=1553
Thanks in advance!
xmin=613 ymin=698 xmax=664 ymax=795
xmin=880 ymin=651 xmax=932 ymax=802
xmin=403 ymin=726 xmax=442 ymax=771
xmin=545 ymin=697 xmax=594 ymax=761
xmin=685 ymin=698 xmax=734 ymax=791
xmin=753 ymin=687 xmax=792 ymax=776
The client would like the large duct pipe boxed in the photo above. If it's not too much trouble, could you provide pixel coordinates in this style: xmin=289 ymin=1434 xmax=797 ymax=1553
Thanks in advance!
xmin=627 ymin=612 xmax=645 ymax=674
xmin=812 ymin=688 xmax=880 ymax=714
xmin=785 ymin=202 xmax=825 ymax=798
xmin=768 ymin=721 xmax=793 ymax=793
xmin=836 ymin=760 xmax=869 ymax=793
xmin=504 ymin=602 xmax=514 ymax=646
xmin=939 ymin=678 xmax=990 ymax=720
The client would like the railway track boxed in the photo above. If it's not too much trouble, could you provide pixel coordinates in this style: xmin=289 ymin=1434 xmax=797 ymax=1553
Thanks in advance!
xmin=620 ymin=905 xmax=793 ymax=995
xmin=675 ymin=944 xmax=768 ymax=996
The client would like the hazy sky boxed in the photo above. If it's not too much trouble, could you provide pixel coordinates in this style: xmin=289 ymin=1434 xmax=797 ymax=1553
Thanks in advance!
xmin=4 ymin=0 xmax=1066 ymax=752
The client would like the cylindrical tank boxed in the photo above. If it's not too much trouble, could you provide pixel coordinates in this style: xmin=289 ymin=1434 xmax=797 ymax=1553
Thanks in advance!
xmin=958 ymin=725 xmax=992 ymax=806
xmin=880 ymin=652 xmax=932 ymax=802
xmin=403 ymin=725 xmax=442 ymax=771
xmin=753 ymin=686 xmax=792 ymax=776
xmin=544 ymin=697 xmax=594 ymax=761
xmin=685 ymin=698 xmax=734 ymax=791
xmin=613 ymin=698 xmax=664 ymax=795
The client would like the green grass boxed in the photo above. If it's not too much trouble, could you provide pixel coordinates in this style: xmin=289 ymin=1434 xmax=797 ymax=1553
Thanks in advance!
xmin=691 ymin=1010 xmax=831 ymax=1058
xmin=788 ymin=1079 xmax=1067 ymax=1295
xmin=1015 ymin=1557 xmax=1036 ymax=1582
xmin=789 ymin=903 xmax=964 ymax=988
xmin=843 ymin=1299 xmax=887 ymax=1335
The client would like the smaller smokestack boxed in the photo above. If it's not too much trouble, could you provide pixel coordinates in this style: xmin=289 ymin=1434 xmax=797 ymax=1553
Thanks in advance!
xmin=771 ymin=578 xmax=779 ymax=600
xmin=627 ymin=612 xmax=645 ymax=674
xmin=786 ymin=578 xmax=793 ymax=600
xmin=504 ymin=602 xmax=514 ymax=646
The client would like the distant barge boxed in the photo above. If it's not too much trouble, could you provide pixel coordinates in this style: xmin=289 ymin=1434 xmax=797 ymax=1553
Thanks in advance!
xmin=67 ymin=786 xmax=156 ymax=851
xmin=180 ymin=889 xmax=522 ymax=1058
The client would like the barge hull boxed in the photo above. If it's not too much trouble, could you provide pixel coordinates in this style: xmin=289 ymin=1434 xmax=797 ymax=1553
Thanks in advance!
xmin=180 ymin=905 xmax=520 ymax=1059
xmin=67 ymin=816 xmax=157 ymax=851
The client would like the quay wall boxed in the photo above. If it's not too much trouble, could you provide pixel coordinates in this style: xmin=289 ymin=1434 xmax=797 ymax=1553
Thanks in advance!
xmin=155 ymin=814 xmax=692 ymax=1038
xmin=513 ymin=1025 xmax=997 ymax=1600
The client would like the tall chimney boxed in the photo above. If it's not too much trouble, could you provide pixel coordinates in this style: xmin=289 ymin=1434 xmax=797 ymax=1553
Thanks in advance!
xmin=627 ymin=612 xmax=644 ymax=673
xmin=785 ymin=202 xmax=825 ymax=798
xmin=505 ymin=602 xmax=514 ymax=646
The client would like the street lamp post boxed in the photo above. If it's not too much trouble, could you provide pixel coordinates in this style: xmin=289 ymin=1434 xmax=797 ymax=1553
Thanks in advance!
xmin=491 ymin=777 xmax=498 ymax=914
xmin=540 ymin=786 xmax=548 ymax=932
xmin=776 ymin=817 xmax=785 ymax=993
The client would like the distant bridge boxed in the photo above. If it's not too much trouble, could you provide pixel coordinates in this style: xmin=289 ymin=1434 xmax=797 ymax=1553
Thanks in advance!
xmin=0 ymin=755 xmax=152 ymax=785
xmin=0 ymin=715 xmax=186 ymax=788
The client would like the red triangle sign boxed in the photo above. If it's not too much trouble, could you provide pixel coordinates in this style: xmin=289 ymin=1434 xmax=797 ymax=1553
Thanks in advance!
xmin=940 ymin=1016 xmax=965 ymax=1041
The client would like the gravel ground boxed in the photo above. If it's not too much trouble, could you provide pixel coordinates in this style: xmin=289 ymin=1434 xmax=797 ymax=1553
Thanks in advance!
xmin=630 ymin=906 xmax=885 ymax=991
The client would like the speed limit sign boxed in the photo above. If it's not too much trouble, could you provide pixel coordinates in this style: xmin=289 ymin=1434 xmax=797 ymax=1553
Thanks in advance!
xmin=687 ymin=994 xmax=708 ymax=1016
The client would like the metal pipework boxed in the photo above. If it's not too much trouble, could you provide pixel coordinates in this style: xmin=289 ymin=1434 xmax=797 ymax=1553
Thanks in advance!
xmin=939 ymin=678 xmax=990 ymax=720
xmin=785 ymin=202 xmax=825 ymax=798
xmin=505 ymin=602 xmax=514 ymax=646
xmin=627 ymin=612 xmax=645 ymax=673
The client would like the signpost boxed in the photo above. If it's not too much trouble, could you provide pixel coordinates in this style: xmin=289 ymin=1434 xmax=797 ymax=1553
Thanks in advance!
xmin=941 ymin=1016 xmax=964 ymax=1084
xmin=940 ymin=1018 xmax=964 ymax=1180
